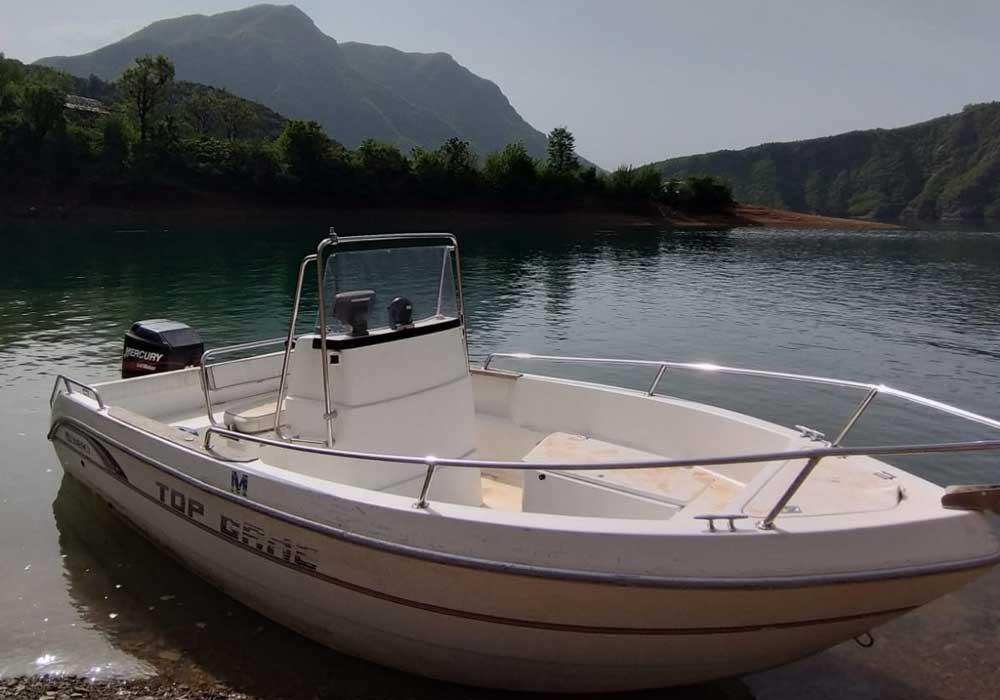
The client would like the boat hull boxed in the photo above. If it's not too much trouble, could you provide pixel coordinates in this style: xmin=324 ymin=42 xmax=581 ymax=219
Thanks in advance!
xmin=49 ymin=413 xmax=992 ymax=692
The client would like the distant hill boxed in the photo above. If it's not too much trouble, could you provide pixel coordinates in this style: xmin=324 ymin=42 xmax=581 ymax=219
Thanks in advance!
xmin=36 ymin=3 xmax=551 ymax=157
xmin=651 ymin=103 xmax=1000 ymax=221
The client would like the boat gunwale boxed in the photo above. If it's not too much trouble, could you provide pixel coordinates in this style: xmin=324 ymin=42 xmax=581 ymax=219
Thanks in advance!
xmin=48 ymin=407 xmax=1000 ymax=591
xmin=59 ymin=349 xmax=1000 ymax=470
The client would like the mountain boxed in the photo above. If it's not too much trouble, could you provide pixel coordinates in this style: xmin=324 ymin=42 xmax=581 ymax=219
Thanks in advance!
xmin=35 ymin=4 xmax=550 ymax=157
xmin=339 ymin=42 xmax=548 ymax=157
xmin=651 ymin=103 xmax=1000 ymax=221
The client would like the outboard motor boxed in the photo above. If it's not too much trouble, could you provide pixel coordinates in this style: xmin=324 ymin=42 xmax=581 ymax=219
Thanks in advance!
xmin=122 ymin=319 xmax=204 ymax=378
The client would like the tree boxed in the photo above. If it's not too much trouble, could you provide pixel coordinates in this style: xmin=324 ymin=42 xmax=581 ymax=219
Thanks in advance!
xmin=148 ymin=112 xmax=183 ymax=170
xmin=277 ymin=119 xmax=333 ymax=182
xmin=183 ymin=89 xmax=222 ymax=135
xmin=353 ymin=139 xmax=410 ymax=199
xmin=219 ymin=92 xmax=258 ymax=141
xmin=100 ymin=113 xmax=132 ymax=175
xmin=632 ymin=165 xmax=663 ymax=199
xmin=410 ymin=146 xmax=447 ymax=198
xmin=680 ymin=175 xmax=735 ymax=212
xmin=546 ymin=126 xmax=579 ymax=175
xmin=275 ymin=119 xmax=354 ymax=192
xmin=0 ymin=53 xmax=23 ymax=119
xmin=606 ymin=164 xmax=662 ymax=201
xmin=411 ymin=139 xmax=481 ymax=200
xmin=180 ymin=89 xmax=257 ymax=141
xmin=229 ymin=140 xmax=281 ymax=190
xmin=438 ymin=137 xmax=478 ymax=182
xmin=119 ymin=54 xmax=175 ymax=147
xmin=18 ymin=82 xmax=64 ymax=144
xmin=660 ymin=175 xmax=735 ymax=212
xmin=579 ymin=165 xmax=602 ymax=193
xmin=483 ymin=142 xmax=537 ymax=198
xmin=607 ymin=165 xmax=637 ymax=197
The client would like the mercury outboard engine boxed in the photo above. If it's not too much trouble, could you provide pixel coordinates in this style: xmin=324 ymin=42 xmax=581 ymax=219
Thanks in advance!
xmin=122 ymin=319 xmax=204 ymax=378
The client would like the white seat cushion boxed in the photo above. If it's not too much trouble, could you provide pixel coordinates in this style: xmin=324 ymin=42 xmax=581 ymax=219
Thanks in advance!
xmin=223 ymin=397 xmax=285 ymax=434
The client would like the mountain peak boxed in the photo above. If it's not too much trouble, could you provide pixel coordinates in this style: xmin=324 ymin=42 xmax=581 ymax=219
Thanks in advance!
xmin=34 ymin=3 xmax=551 ymax=157
xmin=123 ymin=3 xmax=324 ymax=45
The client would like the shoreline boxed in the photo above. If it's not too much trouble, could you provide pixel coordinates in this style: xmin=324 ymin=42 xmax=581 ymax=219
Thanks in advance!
xmin=0 ymin=673 xmax=750 ymax=699
xmin=0 ymin=194 xmax=898 ymax=230
xmin=0 ymin=675 xmax=250 ymax=700
xmin=669 ymin=203 xmax=899 ymax=230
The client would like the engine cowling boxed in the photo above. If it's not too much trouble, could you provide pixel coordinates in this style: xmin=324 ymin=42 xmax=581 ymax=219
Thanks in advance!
xmin=121 ymin=319 xmax=203 ymax=378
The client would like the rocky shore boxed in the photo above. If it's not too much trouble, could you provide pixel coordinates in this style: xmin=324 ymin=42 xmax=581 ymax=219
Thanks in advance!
xmin=0 ymin=676 xmax=251 ymax=700
xmin=0 ymin=674 xmax=756 ymax=700
xmin=667 ymin=203 xmax=899 ymax=230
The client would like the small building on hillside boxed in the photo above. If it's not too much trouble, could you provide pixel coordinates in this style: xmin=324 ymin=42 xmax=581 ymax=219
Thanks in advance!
xmin=63 ymin=94 xmax=110 ymax=122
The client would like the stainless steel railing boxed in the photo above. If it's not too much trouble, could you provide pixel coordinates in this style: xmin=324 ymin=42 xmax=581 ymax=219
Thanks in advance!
xmin=482 ymin=352 xmax=1000 ymax=527
xmin=53 ymin=344 xmax=1000 ymax=529
xmin=272 ymin=252 xmax=317 ymax=439
xmin=203 ymin=424 xmax=1000 ymax=526
xmin=199 ymin=337 xmax=288 ymax=427
xmin=202 ymin=351 xmax=1000 ymax=527
xmin=49 ymin=374 xmax=105 ymax=410
xmin=482 ymin=352 xmax=1000 ymax=433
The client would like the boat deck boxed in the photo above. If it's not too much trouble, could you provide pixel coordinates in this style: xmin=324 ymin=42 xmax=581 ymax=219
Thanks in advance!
xmin=154 ymin=399 xmax=745 ymax=517
xmin=116 ymin=384 xmax=905 ymax=522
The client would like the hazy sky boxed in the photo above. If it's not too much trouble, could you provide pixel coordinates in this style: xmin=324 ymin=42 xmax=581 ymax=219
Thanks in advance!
xmin=2 ymin=1 xmax=999 ymax=169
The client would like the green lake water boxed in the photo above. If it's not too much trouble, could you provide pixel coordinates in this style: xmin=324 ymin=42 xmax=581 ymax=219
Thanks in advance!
xmin=1 ymin=220 xmax=999 ymax=699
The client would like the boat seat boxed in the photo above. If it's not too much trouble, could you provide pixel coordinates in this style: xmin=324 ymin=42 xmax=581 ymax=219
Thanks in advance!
xmin=524 ymin=432 xmax=715 ymax=503
xmin=521 ymin=432 xmax=740 ymax=518
xmin=223 ymin=397 xmax=285 ymax=434
xmin=738 ymin=455 xmax=904 ymax=517
xmin=110 ymin=407 xmax=258 ymax=462
xmin=480 ymin=474 xmax=523 ymax=512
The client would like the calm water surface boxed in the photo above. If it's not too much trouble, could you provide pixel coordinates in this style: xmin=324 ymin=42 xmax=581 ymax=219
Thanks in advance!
xmin=2 ymin=220 xmax=999 ymax=699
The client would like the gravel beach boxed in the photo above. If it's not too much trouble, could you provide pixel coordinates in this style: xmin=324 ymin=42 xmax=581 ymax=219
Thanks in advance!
xmin=0 ymin=677 xmax=251 ymax=700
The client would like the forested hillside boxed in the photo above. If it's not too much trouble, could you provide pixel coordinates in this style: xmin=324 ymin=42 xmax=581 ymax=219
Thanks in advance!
xmin=652 ymin=103 xmax=1000 ymax=221
xmin=2 ymin=54 xmax=730 ymax=219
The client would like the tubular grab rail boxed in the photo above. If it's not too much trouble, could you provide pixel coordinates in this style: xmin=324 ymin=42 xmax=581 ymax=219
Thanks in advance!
xmin=203 ymin=424 xmax=1000 ymax=528
xmin=203 ymin=425 xmax=1000 ymax=473
xmin=273 ymin=253 xmax=317 ymax=440
xmin=482 ymin=352 xmax=1000 ymax=434
xmin=481 ymin=352 xmax=1000 ymax=527
xmin=54 ymin=345 xmax=1000 ymax=528
xmin=199 ymin=337 xmax=288 ymax=427
xmin=191 ymin=350 xmax=1000 ymax=526
xmin=49 ymin=374 xmax=105 ymax=410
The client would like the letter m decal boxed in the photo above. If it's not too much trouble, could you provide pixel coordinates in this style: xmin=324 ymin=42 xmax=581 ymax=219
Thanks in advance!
xmin=231 ymin=471 xmax=249 ymax=497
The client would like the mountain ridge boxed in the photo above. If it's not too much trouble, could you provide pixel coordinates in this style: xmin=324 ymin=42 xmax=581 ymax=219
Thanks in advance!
xmin=650 ymin=102 xmax=1000 ymax=221
xmin=35 ymin=3 xmax=552 ymax=158
xmin=339 ymin=41 xmax=548 ymax=157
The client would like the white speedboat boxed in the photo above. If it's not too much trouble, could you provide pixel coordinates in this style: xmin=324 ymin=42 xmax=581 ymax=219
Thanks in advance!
xmin=49 ymin=231 xmax=1000 ymax=692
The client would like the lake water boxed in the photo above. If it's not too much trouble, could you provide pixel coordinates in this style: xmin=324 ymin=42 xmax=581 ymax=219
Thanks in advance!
xmin=2 ymin=220 xmax=999 ymax=699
